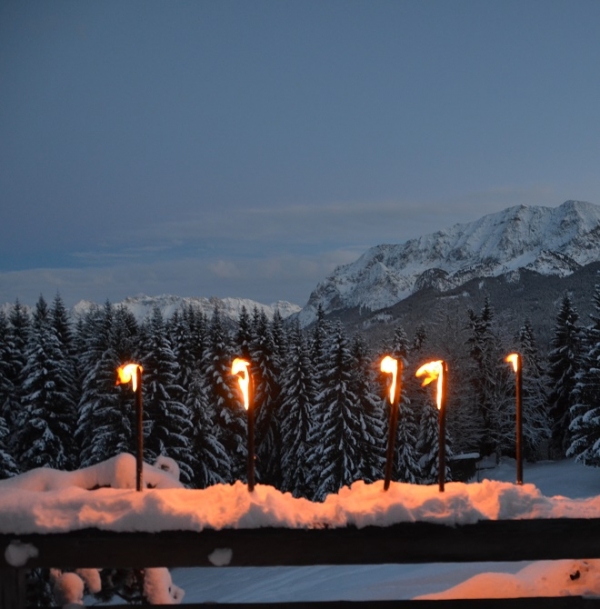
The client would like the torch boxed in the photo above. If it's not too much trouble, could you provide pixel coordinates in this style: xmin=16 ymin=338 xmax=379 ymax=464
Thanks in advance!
xmin=380 ymin=355 xmax=402 ymax=491
xmin=415 ymin=360 xmax=448 ymax=493
xmin=116 ymin=363 xmax=144 ymax=492
xmin=506 ymin=353 xmax=523 ymax=485
xmin=232 ymin=358 xmax=254 ymax=492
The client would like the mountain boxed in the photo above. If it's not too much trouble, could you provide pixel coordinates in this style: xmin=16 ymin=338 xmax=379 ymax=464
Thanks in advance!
xmin=72 ymin=294 xmax=301 ymax=323
xmin=298 ymin=200 xmax=600 ymax=326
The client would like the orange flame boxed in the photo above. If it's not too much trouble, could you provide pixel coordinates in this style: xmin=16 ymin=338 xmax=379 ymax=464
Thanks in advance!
xmin=380 ymin=355 xmax=398 ymax=403
xmin=415 ymin=360 xmax=444 ymax=410
xmin=116 ymin=363 xmax=143 ymax=392
xmin=506 ymin=352 xmax=520 ymax=373
xmin=232 ymin=358 xmax=250 ymax=410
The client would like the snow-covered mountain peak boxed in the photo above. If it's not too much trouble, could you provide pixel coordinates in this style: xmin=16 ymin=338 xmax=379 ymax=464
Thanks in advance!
xmin=298 ymin=200 xmax=600 ymax=326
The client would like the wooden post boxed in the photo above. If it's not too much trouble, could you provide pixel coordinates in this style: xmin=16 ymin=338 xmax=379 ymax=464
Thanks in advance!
xmin=247 ymin=373 xmax=255 ymax=493
xmin=135 ymin=365 xmax=143 ymax=492
xmin=516 ymin=355 xmax=523 ymax=485
xmin=438 ymin=361 xmax=448 ymax=493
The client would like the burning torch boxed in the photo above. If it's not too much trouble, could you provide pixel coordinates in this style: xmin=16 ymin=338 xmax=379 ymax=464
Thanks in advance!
xmin=380 ymin=355 xmax=402 ymax=491
xmin=232 ymin=358 xmax=255 ymax=492
xmin=116 ymin=363 xmax=144 ymax=492
xmin=415 ymin=360 xmax=448 ymax=493
xmin=506 ymin=352 xmax=523 ymax=485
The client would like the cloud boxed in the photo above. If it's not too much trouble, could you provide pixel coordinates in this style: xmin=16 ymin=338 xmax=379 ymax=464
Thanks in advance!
xmin=0 ymin=248 xmax=361 ymax=309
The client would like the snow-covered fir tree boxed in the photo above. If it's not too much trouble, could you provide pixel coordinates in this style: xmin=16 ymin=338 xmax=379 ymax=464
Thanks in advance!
xmin=416 ymin=387 xmax=452 ymax=485
xmin=167 ymin=306 xmax=229 ymax=486
xmin=279 ymin=321 xmax=317 ymax=498
xmin=568 ymin=286 xmax=600 ymax=465
xmin=515 ymin=319 xmax=550 ymax=461
xmin=141 ymin=307 xmax=194 ymax=484
xmin=204 ymin=306 xmax=246 ymax=482
xmin=386 ymin=324 xmax=420 ymax=483
xmin=0 ymin=412 xmax=18 ymax=479
xmin=2 ymin=301 xmax=30 ymax=437
xmin=234 ymin=306 xmax=253 ymax=360
xmin=250 ymin=308 xmax=283 ymax=487
xmin=14 ymin=296 xmax=77 ymax=471
xmin=0 ymin=313 xmax=19 ymax=476
xmin=76 ymin=302 xmax=139 ymax=468
xmin=349 ymin=335 xmax=386 ymax=483
xmin=186 ymin=372 xmax=231 ymax=488
xmin=313 ymin=323 xmax=369 ymax=500
xmin=465 ymin=298 xmax=511 ymax=458
xmin=547 ymin=293 xmax=581 ymax=458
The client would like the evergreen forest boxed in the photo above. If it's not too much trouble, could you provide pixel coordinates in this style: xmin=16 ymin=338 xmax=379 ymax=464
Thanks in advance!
xmin=2 ymin=288 xmax=600 ymax=500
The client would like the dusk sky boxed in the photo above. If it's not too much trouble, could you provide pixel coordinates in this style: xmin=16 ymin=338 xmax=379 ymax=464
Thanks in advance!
xmin=2 ymin=0 xmax=600 ymax=308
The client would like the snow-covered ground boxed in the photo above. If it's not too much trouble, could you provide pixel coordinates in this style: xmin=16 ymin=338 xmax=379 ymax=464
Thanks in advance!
xmin=172 ymin=459 xmax=600 ymax=603
xmin=2 ymin=456 xmax=600 ymax=603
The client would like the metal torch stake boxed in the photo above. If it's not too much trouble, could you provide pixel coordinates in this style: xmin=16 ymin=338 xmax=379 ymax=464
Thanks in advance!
xmin=384 ymin=362 xmax=402 ymax=491
xmin=247 ymin=375 xmax=255 ymax=492
xmin=438 ymin=361 xmax=448 ymax=493
xmin=135 ymin=366 xmax=143 ymax=492
xmin=516 ymin=357 xmax=523 ymax=485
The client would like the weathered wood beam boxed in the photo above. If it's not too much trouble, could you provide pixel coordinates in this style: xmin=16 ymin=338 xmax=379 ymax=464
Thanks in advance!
xmin=2 ymin=519 xmax=600 ymax=570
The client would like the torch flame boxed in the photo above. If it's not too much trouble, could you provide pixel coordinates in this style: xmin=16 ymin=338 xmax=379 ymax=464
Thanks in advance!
xmin=506 ymin=352 xmax=520 ymax=373
xmin=415 ymin=360 xmax=444 ymax=410
xmin=380 ymin=355 xmax=398 ymax=403
xmin=232 ymin=358 xmax=250 ymax=411
xmin=116 ymin=363 xmax=143 ymax=392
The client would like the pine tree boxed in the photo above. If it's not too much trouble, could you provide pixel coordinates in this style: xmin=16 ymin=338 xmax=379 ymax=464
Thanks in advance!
xmin=416 ymin=398 xmax=452 ymax=485
xmin=168 ymin=306 xmax=227 ymax=485
xmin=204 ymin=307 xmax=245 ymax=482
xmin=234 ymin=306 xmax=253 ymax=360
xmin=0 ymin=412 xmax=18 ymax=479
xmin=516 ymin=319 xmax=550 ymax=461
xmin=2 ymin=301 xmax=30 ymax=434
xmin=350 ymin=335 xmax=386 ymax=483
xmin=547 ymin=293 xmax=581 ymax=459
xmin=141 ymin=307 xmax=194 ymax=484
xmin=250 ymin=309 xmax=283 ymax=487
xmin=76 ymin=302 xmax=138 ymax=468
xmin=279 ymin=321 xmax=317 ymax=498
xmin=465 ymin=298 xmax=510 ymax=458
xmin=313 ymin=323 xmax=366 ymax=500
xmin=0 ymin=311 xmax=14 ymax=433
xmin=15 ymin=296 xmax=77 ymax=471
xmin=0 ymin=313 xmax=18 ymax=477
xmin=271 ymin=309 xmax=289 ymax=363
xmin=387 ymin=324 xmax=420 ymax=483
xmin=187 ymin=372 xmax=231 ymax=488
xmin=568 ymin=286 xmax=600 ymax=465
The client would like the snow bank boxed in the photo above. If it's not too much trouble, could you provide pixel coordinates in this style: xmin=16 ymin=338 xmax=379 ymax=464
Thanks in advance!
xmin=418 ymin=559 xmax=600 ymax=600
xmin=2 ymin=455 xmax=600 ymax=535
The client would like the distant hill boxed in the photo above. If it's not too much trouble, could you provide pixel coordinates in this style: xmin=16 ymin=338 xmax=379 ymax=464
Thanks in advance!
xmin=72 ymin=294 xmax=301 ymax=323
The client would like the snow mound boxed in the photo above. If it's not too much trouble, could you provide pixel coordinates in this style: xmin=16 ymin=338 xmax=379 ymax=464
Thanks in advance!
xmin=2 ymin=455 xmax=600 ymax=535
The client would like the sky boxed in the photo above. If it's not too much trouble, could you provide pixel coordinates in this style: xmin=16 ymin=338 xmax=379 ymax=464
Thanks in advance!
xmin=1 ymin=0 xmax=600 ymax=308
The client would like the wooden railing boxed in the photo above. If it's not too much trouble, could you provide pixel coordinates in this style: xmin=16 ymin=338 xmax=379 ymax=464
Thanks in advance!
xmin=3 ymin=519 xmax=600 ymax=608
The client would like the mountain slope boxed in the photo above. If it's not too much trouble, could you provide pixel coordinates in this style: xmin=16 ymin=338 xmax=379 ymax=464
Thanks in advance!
xmin=299 ymin=200 xmax=600 ymax=326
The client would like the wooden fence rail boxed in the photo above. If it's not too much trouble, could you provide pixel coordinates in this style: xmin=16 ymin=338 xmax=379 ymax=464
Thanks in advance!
xmin=2 ymin=519 xmax=600 ymax=608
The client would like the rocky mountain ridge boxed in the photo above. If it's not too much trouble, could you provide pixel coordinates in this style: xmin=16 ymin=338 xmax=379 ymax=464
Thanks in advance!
xmin=298 ymin=200 xmax=600 ymax=326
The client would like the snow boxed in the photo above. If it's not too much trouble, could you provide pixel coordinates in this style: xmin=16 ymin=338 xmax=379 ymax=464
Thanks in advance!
xmin=2 ymin=455 xmax=600 ymax=602
xmin=4 ymin=457 xmax=600 ymax=536
xmin=4 ymin=540 xmax=38 ymax=567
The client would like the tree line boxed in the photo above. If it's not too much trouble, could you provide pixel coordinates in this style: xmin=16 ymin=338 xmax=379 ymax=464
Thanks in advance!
xmin=1 ymin=287 xmax=599 ymax=498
